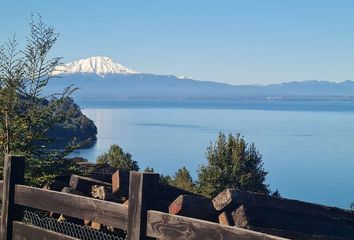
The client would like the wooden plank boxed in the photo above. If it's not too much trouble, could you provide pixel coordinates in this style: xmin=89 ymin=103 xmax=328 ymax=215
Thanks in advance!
xmin=0 ymin=155 xmax=25 ymax=240
xmin=13 ymin=221 xmax=78 ymax=240
xmin=0 ymin=180 xmax=3 ymax=200
xmin=232 ymin=204 xmax=354 ymax=239
xmin=218 ymin=211 xmax=234 ymax=226
xmin=212 ymin=188 xmax=354 ymax=222
xmin=156 ymin=183 xmax=199 ymax=204
xmin=146 ymin=210 xmax=288 ymax=240
xmin=112 ymin=169 xmax=130 ymax=197
xmin=43 ymin=180 xmax=67 ymax=192
xmin=69 ymin=174 xmax=112 ymax=195
xmin=14 ymin=184 xmax=129 ymax=230
xmin=87 ymin=164 xmax=116 ymax=183
xmin=150 ymin=184 xmax=201 ymax=213
xmin=127 ymin=171 xmax=160 ymax=240
xmin=168 ymin=195 xmax=217 ymax=222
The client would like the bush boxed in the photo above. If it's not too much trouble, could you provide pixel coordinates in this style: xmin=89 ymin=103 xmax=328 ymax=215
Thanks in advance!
xmin=197 ymin=132 xmax=269 ymax=197
xmin=96 ymin=144 xmax=139 ymax=171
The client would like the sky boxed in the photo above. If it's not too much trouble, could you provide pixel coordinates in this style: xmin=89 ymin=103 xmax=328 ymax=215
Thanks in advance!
xmin=1 ymin=0 xmax=354 ymax=85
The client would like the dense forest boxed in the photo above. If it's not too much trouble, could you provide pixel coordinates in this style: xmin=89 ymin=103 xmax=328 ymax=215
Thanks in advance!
xmin=45 ymin=97 xmax=97 ymax=149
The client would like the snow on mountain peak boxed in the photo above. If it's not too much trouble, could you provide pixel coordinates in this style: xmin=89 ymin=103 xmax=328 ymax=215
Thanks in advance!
xmin=52 ymin=56 xmax=139 ymax=77
xmin=177 ymin=75 xmax=192 ymax=80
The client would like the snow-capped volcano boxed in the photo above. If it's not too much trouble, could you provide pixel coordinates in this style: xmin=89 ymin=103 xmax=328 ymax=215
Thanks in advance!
xmin=53 ymin=56 xmax=138 ymax=77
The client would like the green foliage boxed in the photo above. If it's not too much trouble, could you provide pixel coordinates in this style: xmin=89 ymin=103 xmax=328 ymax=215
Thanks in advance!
xmin=159 ymin=174 xmax=172 ymax=185
xmin=0 ymin=15 xmax=85 ymax=186
xmin=169 ymin=166 xmax=196 ymax=192
xmin=197 ymin=132 xmax=269 ymax=197
xmin=144 ymin=166 xmax=195 ymax=192
xmin=46 ymin=97 xmax=97 ymax=149
xmin=271 ymin=188 xmax=281 ymax=198
xmin=143 ymin=167 xmax=155 ymax=173
xmin=96 ymin=144 xmax=139 ymax=171
xmin=144 ymin=167 xmax=175 ymax=186
xmin=25 ymin=155 xmax=84 ymax=186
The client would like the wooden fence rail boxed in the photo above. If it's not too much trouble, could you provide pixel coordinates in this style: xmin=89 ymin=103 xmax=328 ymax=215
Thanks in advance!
xmin=0 ymin=155 xmax=287 ymax=240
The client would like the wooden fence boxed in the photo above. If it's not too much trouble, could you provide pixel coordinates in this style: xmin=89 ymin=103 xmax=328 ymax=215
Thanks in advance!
xmin=0 ymin=155 xmax=287 ymax=240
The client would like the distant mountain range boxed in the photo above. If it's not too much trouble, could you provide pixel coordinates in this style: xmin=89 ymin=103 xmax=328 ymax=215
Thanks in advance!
xmin=48 ymin=56 xmax=354 ymax=101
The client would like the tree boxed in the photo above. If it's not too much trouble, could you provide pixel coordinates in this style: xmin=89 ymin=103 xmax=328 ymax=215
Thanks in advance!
xmin=272 ymin=188 xmax=281 ymax=198
xmin=96 ymin=144 xmax=139 ymax=171
xmin=197 ymin=132 xmax=269 ymax=197
xmin=143 ymin=167 xmax=155 ymax=173
xmin=151 ymin=166 xmax=196 ymax=192
xmin=169 ymin=166 xmax=196 ymax=192
xmin=159 ymin=174 xmax=172 ymax=185
xmin=0 ymin=15 xmax=80 ymax=185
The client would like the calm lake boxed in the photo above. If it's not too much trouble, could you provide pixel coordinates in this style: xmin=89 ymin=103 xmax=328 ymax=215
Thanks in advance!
xmin=70 ymin=100 xmax=354 ymax=209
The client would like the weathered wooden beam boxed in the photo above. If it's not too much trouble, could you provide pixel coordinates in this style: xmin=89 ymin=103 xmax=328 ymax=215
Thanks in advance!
xmin=57 ymin=187 xmax=86 ymax=224
xmin=112 ymin=169 xmax=130 ymax=197
xmin=69 ymin=174 xmax=111 ymax=195
xmin=43 ymin=180 xmax=67 ymax=192
xmin=12 ymin=221 xmax=78 ymax=240
xmin=218 ymin=211 xmax=234 ymax=226
xmin=168 ymin=195 xmax=217 ymax=222
xmin=156 ymin=183 xmax=199 ymax=203
xmin=0 ymin=180 xmax=3 ymax=200
xmin=146 ymin=210 xmax=288 ymax=240
xmin=146 ymin=183 xmax=202 ymax=213
xmin=61 ymin=186 xmax=85 ymax=196
xmin=87 ymin=164 xmax=117 ymax=183
xmin=112 ymin=169 xmax=202 ymax=211
xmin=212 ymin=188 xmax=354 ymax=222
xmin=49 ymin=187 xmax=84 ymax=219
xmin=127 ymin=171 xmax=160 ymax=240
xmin=232 ymin=204 xmax=354 ymax=239
xmin=54 ymin=174 xmax=72 ymax=185
xmin=14 ymin=185 xmax=128 ymax=230
xmin=0 ymin=155 xmax=25 ymax=240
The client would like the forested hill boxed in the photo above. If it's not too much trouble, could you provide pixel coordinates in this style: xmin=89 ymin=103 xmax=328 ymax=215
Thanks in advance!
xmin=45 ymin=97 xmax=97 ymax=149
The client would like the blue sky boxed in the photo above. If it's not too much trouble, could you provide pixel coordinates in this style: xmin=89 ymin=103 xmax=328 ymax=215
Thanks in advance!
xmin=1 ymin=0 xmax=354 ymax=85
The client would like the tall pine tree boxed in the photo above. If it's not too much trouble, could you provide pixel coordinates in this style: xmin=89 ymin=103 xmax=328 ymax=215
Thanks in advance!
xmin=169 ymin=167 xmax=196 ymax=192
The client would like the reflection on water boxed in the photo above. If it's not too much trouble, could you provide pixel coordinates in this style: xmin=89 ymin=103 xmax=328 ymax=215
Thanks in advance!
xmin=131 ymin=122 xmax=206 ymax=129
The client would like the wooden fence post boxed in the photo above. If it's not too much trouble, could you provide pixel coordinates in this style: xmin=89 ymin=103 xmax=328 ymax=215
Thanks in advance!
xmin=1 ymin=155 xmax=25 ymax=240
xmin=127 ymin=171 xmax=159 ymax=240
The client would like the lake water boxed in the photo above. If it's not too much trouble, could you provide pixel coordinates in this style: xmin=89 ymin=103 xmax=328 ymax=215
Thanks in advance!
xmin=69 ymin=101 xmax=354 ymax=209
